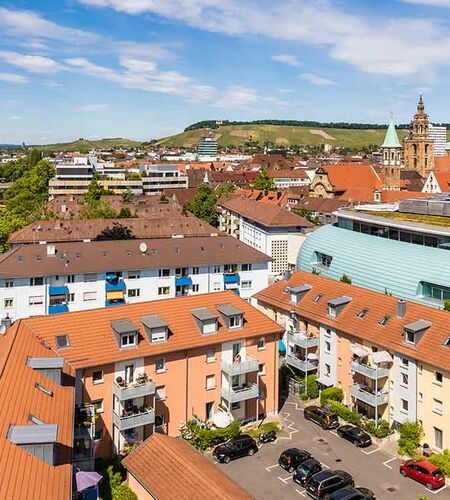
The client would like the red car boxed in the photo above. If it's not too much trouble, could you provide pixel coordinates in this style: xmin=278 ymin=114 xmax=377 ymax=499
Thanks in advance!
xmin=400 ymin=459 xmax=445 ymax=490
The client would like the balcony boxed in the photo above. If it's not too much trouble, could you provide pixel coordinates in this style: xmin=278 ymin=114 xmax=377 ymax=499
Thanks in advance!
xmin=350 ymin=383 xmax=389 ymax=407
xmin=287 ymin=331 xmax=319 ymax=349
xmin=221 ymin=355 xmax=259 ymax=376
xmin=221 ymin=383 xmax=259 ymax=403
xmin=113 ymin=407 xmax=155 ymax=431
xmin=286 ymin=354 xmax=319 ymax=372
xmin=48 ymin=303 xmax=69 ymax=314
xmin=224 ymin=273 xmax=240 ymax=284
xmin=105 ymin=280 xmax=125 ymax=292
xmin=112 ymin=378 xmax=156 ymax=401
xmin=351 ymin=361 xmax=389 ymax=379
xmin=175 ymin=276 xmax=192 ymax=287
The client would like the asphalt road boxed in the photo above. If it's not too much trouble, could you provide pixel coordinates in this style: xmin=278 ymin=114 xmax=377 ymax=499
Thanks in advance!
xmin=210 ymin=399 xmax=450 ymax=500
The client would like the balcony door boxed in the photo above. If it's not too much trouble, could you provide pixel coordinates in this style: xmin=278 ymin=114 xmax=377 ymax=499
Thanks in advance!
xmin=232 ymin=342 xmax=242 ymax=363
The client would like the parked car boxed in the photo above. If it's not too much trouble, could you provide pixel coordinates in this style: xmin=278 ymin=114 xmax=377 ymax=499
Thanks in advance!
xmin=279 ymin=448 xmax=312 ymax=473
xmin=337 ymin=425 xmax=372 ymax=447
xmin=399 ymin=459 xmax=445 ymax=490
xmin=304 ymin=406 xmax=339 ymax=430
xmin=306 ymin=470 xmax=354 ymax=499
xmin=293 ymin=458 xmax=323 ymax=486
xmin=213 ymin=434 xmax=258 ymax=463
xmin=326 ymin=486 xmax=376 ymax=499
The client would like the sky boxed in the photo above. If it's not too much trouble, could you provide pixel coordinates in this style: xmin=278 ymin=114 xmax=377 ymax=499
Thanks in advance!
xmin=2 ymin=1 xmax=450 ymax=144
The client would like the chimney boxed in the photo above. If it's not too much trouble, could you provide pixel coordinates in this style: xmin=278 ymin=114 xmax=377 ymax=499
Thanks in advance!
xmin=397 ymin=299 xmax=406 ymax=319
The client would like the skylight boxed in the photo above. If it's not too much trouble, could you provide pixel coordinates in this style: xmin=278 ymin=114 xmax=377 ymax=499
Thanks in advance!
xmin=55 ymin=334 xmax=70 ymax=349
xmin=313 ymin=294 xmax=322 ymax=303
xmin=35 ymin=382 xmax=53 ymax=397
xmin=357 ymin=308 xmax=368 ymax=318
xmin=444 ymin=336 xmax=450 ymax=347
xmin=378 ymin=315 xmax=390 ymax=326
xmin=29 ymin=414 xmax=45 ymax=425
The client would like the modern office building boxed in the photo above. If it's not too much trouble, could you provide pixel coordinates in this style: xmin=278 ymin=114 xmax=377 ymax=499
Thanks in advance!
xmin=197 ymin=137 xmax=218 ymax=160
xmin=255 ymin=271 xmax=450 ymax=451
xmin=429 ymin=124 xmax=447 ymax=157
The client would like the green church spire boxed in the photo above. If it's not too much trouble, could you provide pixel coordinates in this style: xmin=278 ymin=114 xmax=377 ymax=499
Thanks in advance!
xmin=382 ymin=116 xmax=402 ymax=148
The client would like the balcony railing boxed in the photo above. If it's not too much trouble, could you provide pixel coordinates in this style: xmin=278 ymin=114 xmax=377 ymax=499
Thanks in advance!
xmin=350 ymin=383 xmax=388 ymax=407
xmin=286 ymin=354 xmax=319 ymax=372
xmin=112 ymin=408 xmax=155 ymax=431
xmin=224 ymin=273 xmax=240 ymax=284
xmin=221 ymin=355 xmax=259 ymax=376
xmin=287 ymin=331 xmax=319 ymax=349
xmin=112 ymin=379 xmax=156 ymax=401
xmin=221 ymin=383 xmax=259 ymax=403
xmin=48 ymin=303 xmax=69 ymax=314
xmin=351 ymin=361 xmax=390 ymax=379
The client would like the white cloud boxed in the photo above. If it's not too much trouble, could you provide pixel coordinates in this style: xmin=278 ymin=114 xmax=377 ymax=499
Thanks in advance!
xmin=276 ymin=88 xmax=293 ymax=93
xmin=75 ymin=0 xmax=450 ymax=77
xmin=402 ymin=0 xmax=450 ymax=5
xmin=0 ymin=72 xmax=29 ymax=84
xmin=0 ymin=51 xmax=62 ymax=73
xmin=10 ymin=115 xmax=22 ymax=120
xmin=76 ymin=103 xmax=110 ymax=112
xmin=271 ymin=54 xmax=302 ymax=67
xmin=300 ymin=73 xmax=335 ymax=86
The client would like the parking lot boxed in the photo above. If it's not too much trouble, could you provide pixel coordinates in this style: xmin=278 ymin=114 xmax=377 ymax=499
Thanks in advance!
xmin=211 ymin=399 xmax=450 ymax=499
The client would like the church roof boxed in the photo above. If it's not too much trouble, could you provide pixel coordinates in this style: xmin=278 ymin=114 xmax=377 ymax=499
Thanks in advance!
xmin=382 ymin=119 xmax=402 ymax=148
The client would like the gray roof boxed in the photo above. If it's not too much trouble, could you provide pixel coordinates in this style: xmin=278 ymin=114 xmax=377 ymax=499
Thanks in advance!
xmin=404 ymin=319 xmax=432 ymax=333
xmin=290 ymin=284 xmax=312 ymax=294
xmin=216 ymin=303 xmax=243 ymax=317
xmin=111 ymin=318 xmax=139 ymax=334
xmin=191 ymin=308 xmax=218 ymax=322
xmin=27 ymin=357 xmax=64 ymax=369
xmin=328 ymin=296 xmax=352 ymax=307
xmin=8 ymin=424 xmax=58 ymax=444
xmin=141 ymin=315 xmax=168 ymax=329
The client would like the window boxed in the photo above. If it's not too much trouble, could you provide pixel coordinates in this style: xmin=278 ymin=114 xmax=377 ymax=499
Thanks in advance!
xmin=401 ymin=373 xmax=409 ymax=386
xmin=258 ymin=363 xmax=266 ymax=375
xmin=55 ymin=334 xmax=69 ymax=349
xmin=151 ymin=329 xmax=167 ymax=343
xmin=213 ymin=282 xmax=221 ymax=291
xmin=401 ymin=357 xmax=409 ymax=367
xmin=213 ymin=265 xmax=221 ymax=274
xmin=206 ymin=374 xmax=215 ymax=390
xmin=328 ymin=306 xmax=336 ymax=318
xmin=4 ymin=298 xmax=13 ymax=308
xmin=29 ymin=296 xmax=44 ymax=306
xmin=231 ymin=402 xmax=241 ymax=410
xmin=313 ymin=294 xmax=322 ymax=303
xmin=158 ymin=269 xmax=170 ymax=277
xmin=156 ymin=385 xmax=166 ymax=401
xmin=325 ymin=341 xmax=331 ymax=353
xmin=192 ymin=267 xmax=199 ymax=275
xmin=28 ymin=414 xmax=44 ymax=425
xmin=378 ymin=315 xmax=390 ymax=326
xmin=68 ymin=293 xmax=75 ymax=302
xmin=241 ymin=263 xmax=252 ymax=271
xmin=421 ymin=282 xmax=450 ymax=302
xmin=325 ymin=364 xmax=331 ymax=376
xmin=192 ymin=284 xmax=199 ymax=293
xmin=444 ymin=337 xmax=450 ymax=348
xmin=224 ymin=264 xmax=238 ymax=273
xmin=30 ymin=277 xmax=44 ymax=286
xmin=83 ymin=291 xmax=97 ymax=302
xmin=316 ymin=252 xmax=332 ymax=268
xmin=155 ymin=357 xmax=166 ymax=373
xmin=175 ymin=267 xmax=188 ymax=277
xmin=206 ymin=401 xmax=214 ymax=420
xmin=158 ymin=286 xmax=170 ymax=296
xmin=433 ymin=399 xmax=443 ymax=416
xmin=92 ymin=399 xmax=104 ymax=413
xmin=155 ymin=414 xmax=165 ymax=428
xmin=435 ymin=371 xmax=443 ymax=385
xmin=257 ymin=338 xmax=265 ymax=350
xmin=401 ymin=399 xmax=409 ymax=412
xmin=405 ymin=330 xmax=415 ymax=344
xmin=67 ymin=274 xmax=75 ymax=283
xmin=35 ymin=382 xmax=53 ymax=397
xmin=121 ymin=333 xmax=137 ymax=348
xmin=241 ymin=280 xmax=252 ymax=289
xmin=128 ymin=288 xmax=140 ymax=298
xmin=435 ymin=427 xmax=443 ymax=450
xmin=84 ymin=273 xmax=97 ymax=282
xmin=125 ymin=364 xmax=134 ymax=383
xmin=5 ymin=280 xmax=13 ymax=288
xmin=206 ymin=348 xmax=215 ymax=363
xmin=128 ymin=271 xmax=140 ymax=280
xmin=229 ymin=315 xmax=242 ymax=329
xmin=92 ymin=370 xmax=103 ymax=384
xmin=356 ymin=308 xmax=368 ymax=318
xmin=94 ymin=427 xmax=103 ymax=442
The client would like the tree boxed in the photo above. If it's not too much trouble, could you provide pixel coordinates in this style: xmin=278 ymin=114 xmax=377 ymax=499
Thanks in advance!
xmin=398 ymin=421 xmax=424 ymax=457
xmin=84 ymin=179 xmax=105 ymax=204
xmin=444 ymin=300 xmax=450 ymax=312
xmin=252 ymin=169 xmax=274 ymax=191
xmin=117 ymin=207 xmax=136 ymax=218
xmin=215 ymin=183 xmax=236 ymax=198
xmin=121 ymin=188 xmax=133 ymax=203
xmin=94 ymin=223 xmax=134 ymax=241
xmin=184 ymin=184 xmax=218 ymax=225
xmin=320 ymin=387 xmax=343 ymax=406
xmin=293 ymin=208 xmax=319 ymax=225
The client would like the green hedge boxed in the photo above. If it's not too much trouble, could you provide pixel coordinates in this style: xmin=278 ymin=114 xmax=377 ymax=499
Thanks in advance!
xmin=183 ymin=420 xmax=241 ymax=452
xmin=398 ymin=421 xmax=424 ymax=457
xmin=430 ymin=449 xmax=450 ymax=476
xmin=328 ymin=401 xmax=362 ymax=425
xmin=362 ymin=419 xmax=391 ymax=439
xmin=320 ymin=387 xmax=343 ymax=406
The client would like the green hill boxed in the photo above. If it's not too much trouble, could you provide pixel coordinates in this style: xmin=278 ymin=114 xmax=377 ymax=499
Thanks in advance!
xmin=37 ymin=137 xmax=142 ymax=153
xmin=155 ymin=124 xmax=410 ymax=149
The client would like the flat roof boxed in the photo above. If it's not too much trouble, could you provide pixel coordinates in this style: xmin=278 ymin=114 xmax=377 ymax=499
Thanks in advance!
xmin=111 ymin=319 xmax=139 ymax=334
xmin=27 ymin=357 xmax=64 ymax=369
xmin=216 ymin=303 xmax=243 ymax=317
xmin=191 ymin=307 xmax=218 ymax=322
xmin=404 ymin=319 xmax=432 ymax=333
xmin=8 ymin=424 xmax=58 ymax=444
xmin=328 ymin=296 xmax=352 ymax=307
xmin=141 ymin=315 xmax=168 ymax=329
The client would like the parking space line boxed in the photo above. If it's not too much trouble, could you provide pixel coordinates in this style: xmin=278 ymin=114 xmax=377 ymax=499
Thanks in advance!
xmin=329 ymin=430 xmax=339 ymax=437
xmin=277 ymin=475 xmax=292 ymax=484
xmin=265 ymin=464 xmax=279 ymax=472
xmin=361 ymin=447 xmax=381 ymax=455
xmin=279 ymin=411 xmax=299 ymax=440
xmin=285 ymin=401 xmax=304 ymax=412
xmin=296 ymin=489 xmax=307 ymax=497
xmin=383 ymin=457 xmax=398 ymax=469
xmin=430 ymin=485 xmax=448 ymax=495
xmin=320 ymin=462 xmax=329 ymax=469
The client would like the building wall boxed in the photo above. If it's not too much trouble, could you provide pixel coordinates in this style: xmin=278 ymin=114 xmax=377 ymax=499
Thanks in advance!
xmin=392 ymin=354 xmax=417 ymax=426
xmin=127 ymin=474 xmax=155 ymax=500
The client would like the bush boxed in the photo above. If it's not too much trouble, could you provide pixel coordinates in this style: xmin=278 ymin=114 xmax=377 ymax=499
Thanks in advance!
xmin=340 ymin=274 xmax=352 ymax=284
xmin=247 ymin=421 xmax=281 ymax=439
xmin=306 ymin=374 xmax=319 ymax=399
xmin=300 ymin=393 xmax=309 ymax=401
xmin=362 ymin=419 xmax=391 ymax=439
xmin=182 ymin=419 xmax=241 ymax=452
xmin=362 ymin=419 xmax=376 ymax=436
xmin=430 ymin=449 xmax=450 ymax=477
xmin=398 ymin=421 xmax=424 ymax=457
xmin=320 ymin=387 xmax=343 ymax=406
xmin=112 ymin=484 xmax=137 ymax=500
xmin=328 ymin=401 xmax=362 ymax=425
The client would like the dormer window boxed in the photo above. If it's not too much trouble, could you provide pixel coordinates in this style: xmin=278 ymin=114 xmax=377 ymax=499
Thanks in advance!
xmin=216 ymin=303 xmax=244 ymax=330
xmin=141 ymin=315 xmax=168 ymax=343
xmin=327 ymin=296 xmax=352 ymax=318
xmin=229 ymin=315 xmax=242 ymax=329
xmin=121 ymin=333 xmax=137 ymax=348
xmin=405 ymin=330 xmax=415 ymax=345
xmin=328 ymin=305 xmax=336 ymax=318
xmin=403 ymin=319 xmax=432 ymax=346
xmin=111 ymin=319 xmax=139 ymax=349
xmin=191 ymin=308 xmax=218 ymax=335
xmin=290 ymin=284 xmax=312 ymax=305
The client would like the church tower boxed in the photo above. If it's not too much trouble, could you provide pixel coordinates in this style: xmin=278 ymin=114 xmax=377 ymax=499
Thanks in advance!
xmin=403 ymin=94 xmax=434 ymax=177
xmin=380 ymin=115 xmax=402 ymax=190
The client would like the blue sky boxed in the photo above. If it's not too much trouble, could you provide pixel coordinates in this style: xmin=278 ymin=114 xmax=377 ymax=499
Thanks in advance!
xmin=1 ymin=0 xmax=450 ymax=144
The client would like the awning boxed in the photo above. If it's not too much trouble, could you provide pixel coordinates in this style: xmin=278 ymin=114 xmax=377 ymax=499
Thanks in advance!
xmin=372 ymin=350 xmax=393 ymax=364
xmin=106 ymin=290 xmax=124 ymax=300
xmin=224 ymin=273 xmax=240 ymax=284
xmin=105 ymin=281 xmax=125 ymax=292
xmin=278 ymin=339 xmax=286 ymax=353
xmin=351 ymin=345 xmax=369 ymax=358
xmin=316 ymin=376 xmax=333 ymax=387
xmin=175 ymin=276 xmax=192 ymax=286
xmin=49 ymin=286 xmax=68 ymax=296
xmin=212 ymin=410 xmax=234 ymax=428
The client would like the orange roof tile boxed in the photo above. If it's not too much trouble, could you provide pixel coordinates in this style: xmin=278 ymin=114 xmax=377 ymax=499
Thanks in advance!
xmin=255 ymin=271 xmax=450 ymax=373
xmin=434 ymin=171 xmax=450 ymax=191
xmin=434 ymin=157 xmax=450 ymax=172
xmin=123 ymin=433 xmax=254 ymax=500
xmin=323 ymin=163 xmax=382 ymax=191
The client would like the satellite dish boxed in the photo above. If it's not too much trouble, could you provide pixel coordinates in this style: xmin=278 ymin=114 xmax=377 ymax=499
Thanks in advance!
xmin=139 ymin=242 xmax=148 ymax=254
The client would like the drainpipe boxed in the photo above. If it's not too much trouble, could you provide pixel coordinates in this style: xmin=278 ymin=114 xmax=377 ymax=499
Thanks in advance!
xmin=185 ymin=350 xmax=189 ymax=424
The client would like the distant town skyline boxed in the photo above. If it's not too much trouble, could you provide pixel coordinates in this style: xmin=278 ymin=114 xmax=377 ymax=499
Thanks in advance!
xmin=2 ymin=0 xmax=450 ymax=143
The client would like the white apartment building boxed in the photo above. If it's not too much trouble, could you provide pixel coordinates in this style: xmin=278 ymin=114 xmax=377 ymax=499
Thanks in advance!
xmin=429 ymin=124 xmax=447 ymax=157
xmin=0 ymin=236 xmax=270 ymax=323
xmin=217 ymin=194 xmax=312 ymax=276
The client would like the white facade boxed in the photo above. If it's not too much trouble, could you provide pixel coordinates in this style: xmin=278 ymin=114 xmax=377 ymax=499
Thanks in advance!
xmin=0 ymin=262 xmax=269 ymax=322
xmin=429 ymin=125 xmax=447 ymax=157
xmin=422 ymin=171 xmax=442 ymax=194
xmin=318 ymin=324 xmax=338 ymax=387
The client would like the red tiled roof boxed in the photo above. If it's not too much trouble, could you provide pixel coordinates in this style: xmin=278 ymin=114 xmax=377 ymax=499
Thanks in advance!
xmin=123 ymin=433 xmax=254 ymax=500
xmin=434 ymin=171 xmax=450 ymax=191
xmin=323 ymin=163 xmax=382 ymax=191
xmin=267 ymin=169 xmax=308 ymax=179
xmin=434 ymin=157 xmax=450 ymax=172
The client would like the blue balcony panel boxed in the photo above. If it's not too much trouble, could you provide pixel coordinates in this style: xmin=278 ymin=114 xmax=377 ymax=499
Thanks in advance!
xmin=48 ymin=304 xmax=69 ymax=314
xmin=224 ymin=273 xmax=240 ymax=284
xmin=175 ymin=276 xmax=192 ymax=287
xmin=49 ymin=286 xmax=69 ymax=296
xmin=105 ymin=281 xmax=126 ymax=292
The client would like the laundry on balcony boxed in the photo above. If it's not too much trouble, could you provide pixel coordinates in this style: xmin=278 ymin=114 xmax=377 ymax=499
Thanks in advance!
xmin=175 ymin=276 xmax=192 ymax=286
xmin=48 ymin=286 xmax=68 ymax=297
xmin=307 ymin=352 xmax=319 ymax=361
xmin=350 ymin=345 xmax=369 ymax=358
